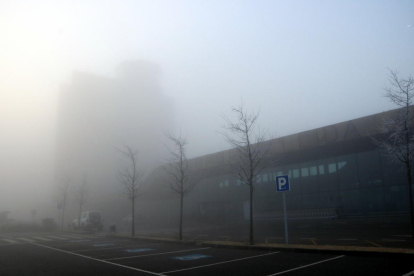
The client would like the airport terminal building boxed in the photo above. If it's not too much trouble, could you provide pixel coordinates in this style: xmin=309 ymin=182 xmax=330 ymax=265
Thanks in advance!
xmin=143 ymin=108 xmax=414 ymax=223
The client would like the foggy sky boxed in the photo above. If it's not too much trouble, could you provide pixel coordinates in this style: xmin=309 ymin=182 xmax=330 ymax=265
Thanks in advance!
xmin=1 ymin=0 xmax=413 ymax=218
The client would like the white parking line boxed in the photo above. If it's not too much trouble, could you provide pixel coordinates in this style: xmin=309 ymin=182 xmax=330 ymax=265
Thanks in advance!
xmin=33 ymin=237 xmax=53 ymax=241
xmin=162 ymin=252 xmax=279 ymax=274
xmin=71 ymin=243 xmax=164 ymax=253
xmin=47 ymin=236 xmax=68 ymax=240
xmin=1 ymin=239 xmax=20 ymax=244
xmin=105 ymin=247 xmax=211 ymax=261
xmin=53 ymin=240 xmax=130 ymax=246
xmin=403 ymin=269 xmax=414 ymax=276
xmin=60 ymin=235 xmax=88 ymax=239
xmin=266 ymin=255 xmax=345 ymax=275
xmin=31 ymin=243 xmax=164 ymax=276
xmin=16 ymin=238 xmax=36 ymax=243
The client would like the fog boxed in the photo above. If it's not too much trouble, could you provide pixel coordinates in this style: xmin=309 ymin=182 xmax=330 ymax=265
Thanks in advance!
xmin=0 ymin=1 xmax=413 ymax=225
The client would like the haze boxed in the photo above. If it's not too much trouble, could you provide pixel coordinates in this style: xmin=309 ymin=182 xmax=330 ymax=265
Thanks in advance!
xmin=0 ymin=0 xmax=413 ymax=222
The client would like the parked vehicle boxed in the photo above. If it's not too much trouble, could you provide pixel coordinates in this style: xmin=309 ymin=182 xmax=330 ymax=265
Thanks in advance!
xmin=72 ymin=211 xmax=103 ymax=231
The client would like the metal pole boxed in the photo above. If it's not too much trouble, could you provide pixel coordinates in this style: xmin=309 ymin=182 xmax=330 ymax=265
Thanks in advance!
xmin=283 ymin=193 xmax=289 ymax=245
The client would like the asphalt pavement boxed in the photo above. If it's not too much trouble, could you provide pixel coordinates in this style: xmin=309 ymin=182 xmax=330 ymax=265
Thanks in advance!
xmin=0 ymin=232 xmax=413 ymax=276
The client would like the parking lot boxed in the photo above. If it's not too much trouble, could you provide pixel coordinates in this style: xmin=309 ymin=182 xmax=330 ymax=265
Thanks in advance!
xmin=1 ymin=233 xmax=413 ymax=275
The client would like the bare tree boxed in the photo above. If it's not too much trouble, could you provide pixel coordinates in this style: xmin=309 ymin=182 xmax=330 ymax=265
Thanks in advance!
xmin=164 ymin=132 xmax=193 ymax=241
xmin=58 ymin=177 xmax=70 ymax=230
xmin=220 ymin=101 xmax=270 ymax=245
xmin=74 ymin=176 xmax=88 ymax=230
xmin=376 ymin=69 xmax=414 ymax=246
xmin=118 ymin=145 xmax=145 ymax=237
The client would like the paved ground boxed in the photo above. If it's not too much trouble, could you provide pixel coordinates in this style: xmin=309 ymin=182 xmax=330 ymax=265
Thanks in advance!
xmin=1 ymin=232 xmax=413 ymax=276
xmin=117 ymin=218 xmax=413 ymax=249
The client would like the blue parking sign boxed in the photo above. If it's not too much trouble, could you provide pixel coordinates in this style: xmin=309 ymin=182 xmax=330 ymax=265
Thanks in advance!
xmin=276 ymin=175 xmax=290 ymax=192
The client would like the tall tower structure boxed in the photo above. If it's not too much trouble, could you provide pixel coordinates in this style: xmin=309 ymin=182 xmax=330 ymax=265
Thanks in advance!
xmin=55 ymin=60 xmax=174 ymax=223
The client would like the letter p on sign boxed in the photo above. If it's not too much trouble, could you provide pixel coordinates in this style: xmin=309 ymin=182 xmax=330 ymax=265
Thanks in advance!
xmin=276 ymin=175 xmax=290 ymax=192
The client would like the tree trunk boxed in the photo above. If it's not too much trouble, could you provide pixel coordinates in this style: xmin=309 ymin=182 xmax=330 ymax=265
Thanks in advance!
xmin=249 ymin=184 xmax=254 ymax=245
xmin=61 ymin=204 xmax=65 ymax=230
xmin=406 ymin=163 xmax=414 ymax=247
xmin=179 ymin=194 xmax=183 ymax=241
xmin=78 ymin=204 xmax=82 ymax=230
xmin=132 ymin=199 xmax=135 ymax=237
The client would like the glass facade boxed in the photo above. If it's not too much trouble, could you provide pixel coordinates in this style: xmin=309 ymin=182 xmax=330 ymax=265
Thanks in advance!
xmin=203 ymin=149 xmax=414 ymax=216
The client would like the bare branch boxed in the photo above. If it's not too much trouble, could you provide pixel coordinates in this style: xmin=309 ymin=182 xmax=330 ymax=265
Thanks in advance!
xmin=220 ymin=100 xmax=272 ymax=245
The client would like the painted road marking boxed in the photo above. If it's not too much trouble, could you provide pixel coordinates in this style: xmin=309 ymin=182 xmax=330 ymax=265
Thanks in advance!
xmin=311 ymin=239 xmax=317 ymax=245
xmin=47 ymin=236 xmax=67 ymax=240
xmin=126 ymin=248 xmax=154 ymax=253
xmin=172 ymin=254 xmax=212 ymax=261
xmin=365 ymin=240 xmax=381 ymax=247
xmin=403 ymin=269 xmax=414 ymax=276
xmin=16 ymin=238 xmax=36 ymax=243
xmin=2 ymin=239 xmax=19 ymax=244
xmin=105 ymin=247 xmax=211 ymax=261
xmin=266 ymin=255 xmax=345 ymax=276
xmin=71 ymin=240 xmax=90 ymax=243
xmin=60 ymin=235 xmax=89 ymax=239
xmin=53 ymin=240 xmax=130 ymax=247
xmin=94 ymin=243 xmax=114 ymax=247
xmin=72 ymin=243 xmax=163 ymax=253
xmin=31 ymin=243 xmax=164 ymax=276
xmin=33 ymin=237 xmax=53 ymax=241
xmin=162 ymin=252 xmax=279 ymax=274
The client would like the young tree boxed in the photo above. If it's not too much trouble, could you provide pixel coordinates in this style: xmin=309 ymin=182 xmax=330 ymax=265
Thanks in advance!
xmin=58 ymin=177 xmax=70 ymax=230
xmin=118 ymin=145 xmax=145 ymax=237
xmin=221 ymin=101 xmax=270 ymax=245
xmin=74 ymin=177 xmax=88 ymax=230
xmin=164 ymin=132 xmax=193 ymax=241
xmin=376 ymin=69 xmax=414 ymax=246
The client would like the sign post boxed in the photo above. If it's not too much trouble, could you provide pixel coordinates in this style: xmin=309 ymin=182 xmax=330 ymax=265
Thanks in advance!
xmin=276 ymin=175 xmax=290 ymax=245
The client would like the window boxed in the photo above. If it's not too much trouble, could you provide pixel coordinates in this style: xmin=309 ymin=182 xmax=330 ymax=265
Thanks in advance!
xmin=310 ymin=166 xmax=317 ymax=176
xmin=292 ymin=169 xmax=300 ymax=178
xmin=301 ymin=161 xmax=318 ymax=194
xmin=317 ymin=158 xmax=338 ymax=192
xmin=283 ymin=164 xmax=301 ymax=194
xmin=318 ymin=165 xmax=325 ymax=175
xmin=337 ymin=161 xmax=346 ymax=169
xmin=301 ymin=167 xmax=309 ymax=177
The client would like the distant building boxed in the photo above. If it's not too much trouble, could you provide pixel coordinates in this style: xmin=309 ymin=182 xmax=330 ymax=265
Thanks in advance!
xmin=141 ymin=107 xmax=413 ymax=223
xmin=0 ymin=211 xmax=10 ymax=223
xmin=55 ymin=60 xmax=174 ymax=222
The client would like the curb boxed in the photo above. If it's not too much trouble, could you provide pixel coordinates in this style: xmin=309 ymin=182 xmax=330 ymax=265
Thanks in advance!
xmin=106 ymin=234 xmax=414 ymax=259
